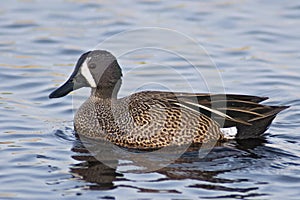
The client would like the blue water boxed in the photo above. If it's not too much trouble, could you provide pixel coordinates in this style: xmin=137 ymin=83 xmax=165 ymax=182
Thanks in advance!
xmin=1 ymin=0 xmax=300 ymax=199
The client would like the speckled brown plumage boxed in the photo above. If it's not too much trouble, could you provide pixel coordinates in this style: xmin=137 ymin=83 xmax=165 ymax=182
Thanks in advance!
xmin=74 ymin=90 xmax=224 ymax=149
xmin=49 ymin=50 xmax=289 ymax=150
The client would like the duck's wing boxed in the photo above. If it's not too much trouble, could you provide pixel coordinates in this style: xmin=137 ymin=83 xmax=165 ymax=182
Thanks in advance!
xmin=132 ymin=91 xmax=289 ymax=139
xmin=174 ymin=93 xmax=288 ymax=139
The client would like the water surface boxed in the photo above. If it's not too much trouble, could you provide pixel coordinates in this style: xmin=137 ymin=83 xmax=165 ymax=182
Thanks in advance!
xmin=0 ymin=0 xmax=300 ymax=199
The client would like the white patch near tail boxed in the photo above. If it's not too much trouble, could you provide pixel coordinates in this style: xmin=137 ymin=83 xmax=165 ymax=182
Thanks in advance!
xmin=220 ymin=126 xmax=238 ymax=139
xmin=81 ymin=58 xmax=97 ymax=87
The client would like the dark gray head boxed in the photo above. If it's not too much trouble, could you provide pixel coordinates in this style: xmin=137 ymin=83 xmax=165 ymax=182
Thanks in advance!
xmin=49 ymin=50 xmax=122 ymax=98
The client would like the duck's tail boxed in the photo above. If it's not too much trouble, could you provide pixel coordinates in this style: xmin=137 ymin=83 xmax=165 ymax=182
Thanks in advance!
xmin=234 ymin=106 xmax=289 ymax=139
xmin=166 ymin=93 xmax=289 ymax=139
xmin=202 ymin=94 xmax=290 ymax=139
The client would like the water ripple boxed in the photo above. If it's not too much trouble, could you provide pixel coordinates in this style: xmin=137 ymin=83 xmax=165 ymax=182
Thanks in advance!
xmin=0 ymin=0 xmax=299 ymax=199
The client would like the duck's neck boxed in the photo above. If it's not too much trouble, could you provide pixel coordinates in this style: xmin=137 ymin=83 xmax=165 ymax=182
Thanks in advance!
xmin=91 ymin=79 xmax=121 ymax=99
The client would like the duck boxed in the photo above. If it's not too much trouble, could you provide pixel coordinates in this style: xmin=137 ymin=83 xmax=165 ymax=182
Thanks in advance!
xmin=49 ymin=50 xmax=288 ymax=149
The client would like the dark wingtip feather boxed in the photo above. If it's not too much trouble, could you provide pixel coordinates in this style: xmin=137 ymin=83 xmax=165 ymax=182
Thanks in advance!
xmin=235 ymin=105 xmax=289 ymax=139
xmin=226 ymin=94 xmax=269 ymax=103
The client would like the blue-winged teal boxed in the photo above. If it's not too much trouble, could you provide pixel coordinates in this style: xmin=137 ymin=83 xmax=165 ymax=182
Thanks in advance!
xmin=49 ymin=50 xmax=288 ymax=149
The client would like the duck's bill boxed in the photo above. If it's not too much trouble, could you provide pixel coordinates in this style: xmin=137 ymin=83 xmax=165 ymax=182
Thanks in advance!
xmin=49 ymin=79 xmax=75 ymax=98
xmin=49 ymin=51 xmax=92 ymax=99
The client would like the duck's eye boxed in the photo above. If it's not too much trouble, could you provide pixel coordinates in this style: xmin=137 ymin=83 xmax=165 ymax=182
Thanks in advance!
xmin=89 ymin=63 xmax=96 ymax=69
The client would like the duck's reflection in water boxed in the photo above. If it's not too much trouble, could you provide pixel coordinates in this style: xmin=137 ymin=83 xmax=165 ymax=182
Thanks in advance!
xmin=70 ymin=140 xmax=120 ymax=190
xmin=70 ymin=136 xmax=267 ymax=194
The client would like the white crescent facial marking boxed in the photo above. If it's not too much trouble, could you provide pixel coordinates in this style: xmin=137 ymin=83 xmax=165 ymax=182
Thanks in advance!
xmin=81 ymin=58 xmax=97 ymax=87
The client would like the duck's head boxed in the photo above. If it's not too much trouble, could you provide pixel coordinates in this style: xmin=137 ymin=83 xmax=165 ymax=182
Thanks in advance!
xmin=49 ymin=50 xmax=122 ymax=98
